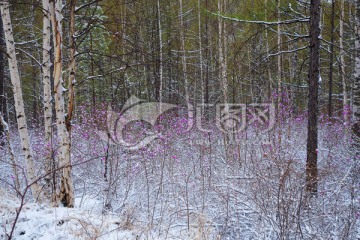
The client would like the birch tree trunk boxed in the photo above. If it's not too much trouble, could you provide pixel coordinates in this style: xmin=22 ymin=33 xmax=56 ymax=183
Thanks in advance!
xmin=50 ymin=0 xmax=74 ymax=207
xmin=306 ymin=0 xmax=321 ymax=193
xmin=66 ymin=0 xmax=76 ymax=133
xmin=0 ymin=0 xmax=42 ymax=199
xmin=42 ymin=0 xmax=54 ymax=201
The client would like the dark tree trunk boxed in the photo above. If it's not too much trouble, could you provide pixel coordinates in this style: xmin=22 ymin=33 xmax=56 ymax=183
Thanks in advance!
xmin=306 ymin=0 xmax=321 ymax=193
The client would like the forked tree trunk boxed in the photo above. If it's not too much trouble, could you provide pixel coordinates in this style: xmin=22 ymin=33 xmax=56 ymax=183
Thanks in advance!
xmin=42 ymin=0 xmax=54 ymax=201
xmin=50 ymin=0 xmax=74 ymax=207
xmin=0 ymin=1 xmax=42 ymax=199
xmin=306 ymin=0 xmax=321 ymax=193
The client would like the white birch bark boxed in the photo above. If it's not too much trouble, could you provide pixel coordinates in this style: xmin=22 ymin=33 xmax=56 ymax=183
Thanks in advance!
xmin=0 ymin=0 xmax=41 ymax=199
xmin=42 ymin=0 xmax=54 ymax=200
xmin=42 ymin=0 xmax=52 ymax=152
xmin=66 ymin=0 xmax=76 ymax=132
xmin=50 ymin=0 xmax=74 ymax=207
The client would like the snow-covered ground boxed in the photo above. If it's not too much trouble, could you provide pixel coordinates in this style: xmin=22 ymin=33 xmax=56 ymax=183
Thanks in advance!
xmin=1 ymin=114 xmax=360 ymax=239
xmin=0 ymin=192 xmax=219 ymax=239
xmin=0 ymin=193 xmax=137 ymax=240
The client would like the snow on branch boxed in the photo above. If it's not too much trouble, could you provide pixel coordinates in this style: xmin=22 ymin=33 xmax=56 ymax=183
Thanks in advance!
xmin=211 ymin=12 xmax=309 ymax=26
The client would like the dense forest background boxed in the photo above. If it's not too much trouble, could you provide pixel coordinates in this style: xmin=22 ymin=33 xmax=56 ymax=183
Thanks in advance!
xmin=0 ymin=0 xmax=355 ymax=118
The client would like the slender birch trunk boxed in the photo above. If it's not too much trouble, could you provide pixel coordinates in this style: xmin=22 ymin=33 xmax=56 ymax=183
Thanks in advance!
xmin=42 ymin=0 xmax=54 ymax=201
xmin=50 ymin=0 xmax=74 ymax=207
xmin=0 ymin=0 xmax=42 ymax=199
xmin=66 ymin=0 xmax=76 ymax=133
